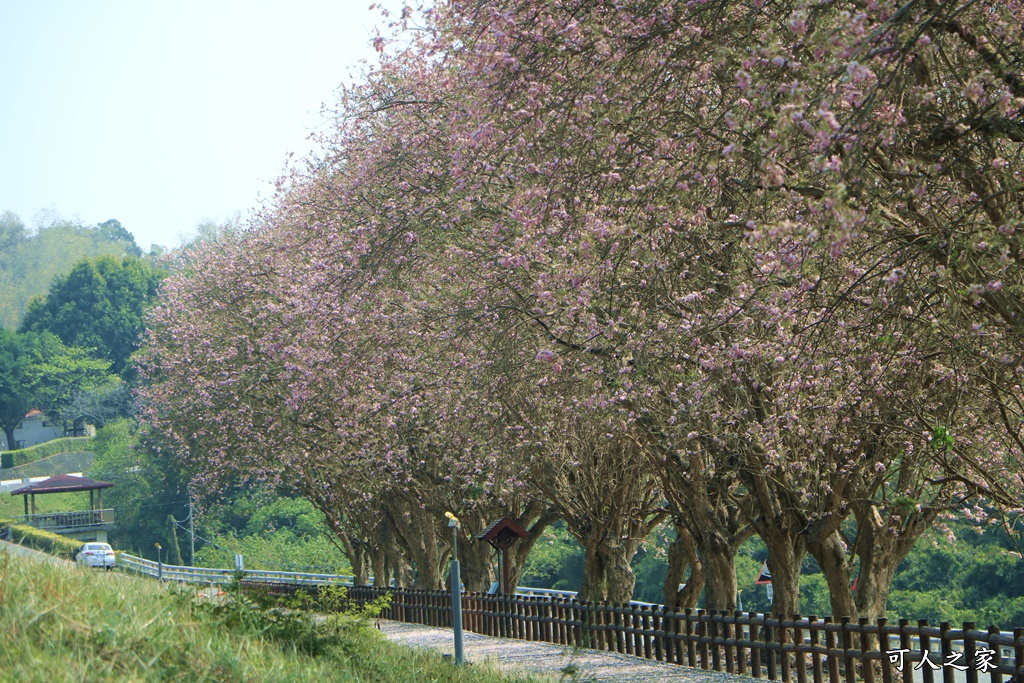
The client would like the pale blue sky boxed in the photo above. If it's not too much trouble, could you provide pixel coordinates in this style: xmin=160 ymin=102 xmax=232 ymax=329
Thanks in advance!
xmin=0 ymin=1 xmax=384 ymax=250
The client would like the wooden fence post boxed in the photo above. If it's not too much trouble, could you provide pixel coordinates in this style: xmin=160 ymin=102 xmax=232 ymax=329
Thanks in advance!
xmin=878 ymin=617 xmax=892 ymax=683
xmin=986 ymin=625 xmax=1002 ymax=683
xmin=1012 ymin=626 xmax=1023 ymax=683
xmin=724 ymin=611 xmax=736 ymax=673
xmin=752 ymin=612 xmax=764 ymax=679
xmin=964 ymin=622 xmax=978 ymax=683
xmin=642 ymin=604 xmax=653 ymax=660
xmin=941 ymin=622 xmax=955 ymax=683
xmin=654 ymin=606 xmax=665 ymax=662
xmin=920 ymin=620 xmax=936 ymax=683
xmin=795 ymin=615 xmax=807 ymax=683
xmin=841 ymin=616 xmax=855 ymax=683
xmin=858 ymin=616 xmax=875 ymax=683
xmin=780 ymin=615 xmax=791 ymax=683
xmin=712 ymin=611 xmax=723 ymax=671
xmin=809 ymin=616 xmax=823 ymax=683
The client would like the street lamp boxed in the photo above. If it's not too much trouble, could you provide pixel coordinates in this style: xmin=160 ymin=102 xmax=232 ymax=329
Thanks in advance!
xmin=155 ymin=542 xmax=163 ymax=580
xmin=445 ymin=511 xmax=465 ymax=666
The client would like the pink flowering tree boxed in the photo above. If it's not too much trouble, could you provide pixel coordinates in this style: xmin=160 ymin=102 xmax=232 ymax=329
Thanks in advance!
xmin=140 ymin=0 xmax=1022 ymax=617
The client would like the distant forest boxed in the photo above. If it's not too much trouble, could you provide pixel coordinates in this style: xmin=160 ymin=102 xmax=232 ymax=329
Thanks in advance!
xmin=0 ymin=211 xmax=153 ymax=330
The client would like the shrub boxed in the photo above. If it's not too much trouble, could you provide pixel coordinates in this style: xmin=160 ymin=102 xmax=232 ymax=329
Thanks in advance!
xmin=0 ymin=518 xmax=84 ymax=559
xmin=0 ymin=436 xmax=95 ymax=469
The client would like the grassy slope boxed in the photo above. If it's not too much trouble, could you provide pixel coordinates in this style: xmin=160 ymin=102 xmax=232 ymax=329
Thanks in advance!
xmin=0 ymin=490 xmax=89 ymax=520
xmin=0 ymin=437 xmax=95 ymax=468
xmin=0 ymin=551 xmax=540 ymax=683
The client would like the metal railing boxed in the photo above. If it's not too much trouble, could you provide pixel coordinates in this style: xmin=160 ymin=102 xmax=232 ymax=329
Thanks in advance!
xmin=120 ymin=555 xmax=653 ymax=604
xmin=17 ymin=509 xmax=113 ymax=531
xmin=119 ymin=553 xmax=355 ymax=586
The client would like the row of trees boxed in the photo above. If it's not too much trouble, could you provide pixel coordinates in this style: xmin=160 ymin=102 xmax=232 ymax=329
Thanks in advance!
xmin=140 ymin=0 xmax=1023 ymax=621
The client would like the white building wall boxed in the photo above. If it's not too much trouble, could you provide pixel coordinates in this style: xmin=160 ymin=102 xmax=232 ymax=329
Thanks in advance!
xmin=0 ymin=414 xmax=62 ymax=450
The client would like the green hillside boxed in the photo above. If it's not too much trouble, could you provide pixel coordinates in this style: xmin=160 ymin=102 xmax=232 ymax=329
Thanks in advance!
xmin=0 ymin=550 xmax=537 ymax=682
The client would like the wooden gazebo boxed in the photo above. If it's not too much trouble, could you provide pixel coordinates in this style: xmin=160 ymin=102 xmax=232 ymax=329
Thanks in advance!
xmin=12 ymin=473 xmax=115 ymax=541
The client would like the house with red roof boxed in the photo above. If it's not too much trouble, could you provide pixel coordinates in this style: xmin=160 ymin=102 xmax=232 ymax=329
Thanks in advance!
xmin=0 ymin=409 xmax=96 ymax=451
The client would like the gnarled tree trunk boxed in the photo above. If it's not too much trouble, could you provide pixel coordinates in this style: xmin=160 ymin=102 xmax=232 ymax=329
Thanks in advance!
xmin=664 ymin=525 xmax=704 ymax=610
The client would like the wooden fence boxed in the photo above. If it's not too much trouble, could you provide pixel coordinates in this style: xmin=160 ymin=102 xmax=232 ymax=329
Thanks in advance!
xmin=243 ymin=582 xmax=1024 ymax=683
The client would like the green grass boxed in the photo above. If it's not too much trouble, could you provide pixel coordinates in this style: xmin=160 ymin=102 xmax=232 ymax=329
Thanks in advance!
xmin=0 ymin=490 xmax=91 ymax=520
xmin=0 ymin=551 xmax=544 ymax=682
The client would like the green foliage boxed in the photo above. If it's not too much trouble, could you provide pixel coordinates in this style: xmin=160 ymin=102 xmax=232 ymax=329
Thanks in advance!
xmin=520 ymin=520 xmax=584 ymax=592
xmin=198 ymin=579 xmax=331 ymax=656
xmin=0 ymin=436 xmax=95 ymax=469
xmin=194 ymin=494 xmax=353 ymax=574
xmin=0 ymin=328 xmax=112 ymax=450
xmin=0 ymin=213 xmax=143 ymax=330
xmin=87 ymin=420 xmax=190 ymax=558
xmin=19 ymin=254 xmax=167 ymax=379
xmin=0 ymin=518 xmax=84 ymax=559
xmin=887 ymin=528 xmax=1024 ymax=629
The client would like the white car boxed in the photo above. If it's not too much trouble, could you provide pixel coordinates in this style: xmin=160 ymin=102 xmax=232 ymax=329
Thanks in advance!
xmin=77 ymin=542 xmax=116 ymax=570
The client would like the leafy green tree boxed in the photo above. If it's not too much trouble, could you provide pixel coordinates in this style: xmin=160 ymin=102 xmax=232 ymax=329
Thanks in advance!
xmin=0 ymin=329 xmax=111 ymax=450
xmin=19 ymin=255 xmax=166 ymax=379
xmin=88 ymin=420 xmax=190 ymax=556
xmin=0 ymin=328 xmax=38 ymax=451
xmin=96 ymin=220 xmax=143 ymax=257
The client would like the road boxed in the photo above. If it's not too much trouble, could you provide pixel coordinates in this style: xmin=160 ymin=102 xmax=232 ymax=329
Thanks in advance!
xmin=0 ymin=538 xmax=75 ymax=566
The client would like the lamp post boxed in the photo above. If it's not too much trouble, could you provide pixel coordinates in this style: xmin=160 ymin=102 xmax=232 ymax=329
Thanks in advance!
xmin=445 ymin=511 xmax=465 ymax=666
xmin=155 ymin=542 xmax=163 ymax=581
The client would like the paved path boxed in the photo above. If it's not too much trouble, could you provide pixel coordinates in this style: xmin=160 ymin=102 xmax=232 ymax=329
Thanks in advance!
xmin=379 ymin=620 xmax=750 ymax=683
xmin=0 ymin=538 xmax=75 ymax=566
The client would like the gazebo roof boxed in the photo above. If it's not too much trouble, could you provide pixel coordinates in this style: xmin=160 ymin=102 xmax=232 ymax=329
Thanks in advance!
xmin=475 ymin=516 xmax=529 ymax=549
xmin=11 ymin=473 xmax=114 ymax=495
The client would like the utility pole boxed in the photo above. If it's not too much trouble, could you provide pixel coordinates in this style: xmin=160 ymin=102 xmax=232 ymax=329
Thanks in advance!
xmin=189 ymin=497 xmax=195 ymax=566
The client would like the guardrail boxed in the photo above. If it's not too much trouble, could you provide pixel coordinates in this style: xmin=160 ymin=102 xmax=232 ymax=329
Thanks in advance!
xmin=119 ymin=554 xmax=355 ymax=586
xmin=120 ymin=555 xmax=656 ymax=605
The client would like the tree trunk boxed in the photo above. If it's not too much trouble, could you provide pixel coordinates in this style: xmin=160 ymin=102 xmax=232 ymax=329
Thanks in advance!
xmin=384 ymin=497 xmax=445 ymax=589
xmin=700 ymin=539 xmax=738 ymax=611
xmin=807 ymin=528 xmax=857 ymax=618
xmin=664 ymin=526 xmax=704 ymax=609
xmin=853 ymin=504 xmax=934 ymax=620
xmin=3 ymin=427 xmax=16 ymax=452
xmin=459 ymin=531 xmax=497 ymax=592
xmin=760 ymin=529 xmax=805 ymax=618
xmin=369 ymin=548 xmax=387 ymax=588
xmin=351 ymin=541 xmax=370 ymax=586
xmin=504 ymin=510 xmax=559 ymax=593
xmin=601 ymin=537 xmax=637 ymax=605
xmin=578 ymin=538 xmax=606 ymax=602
